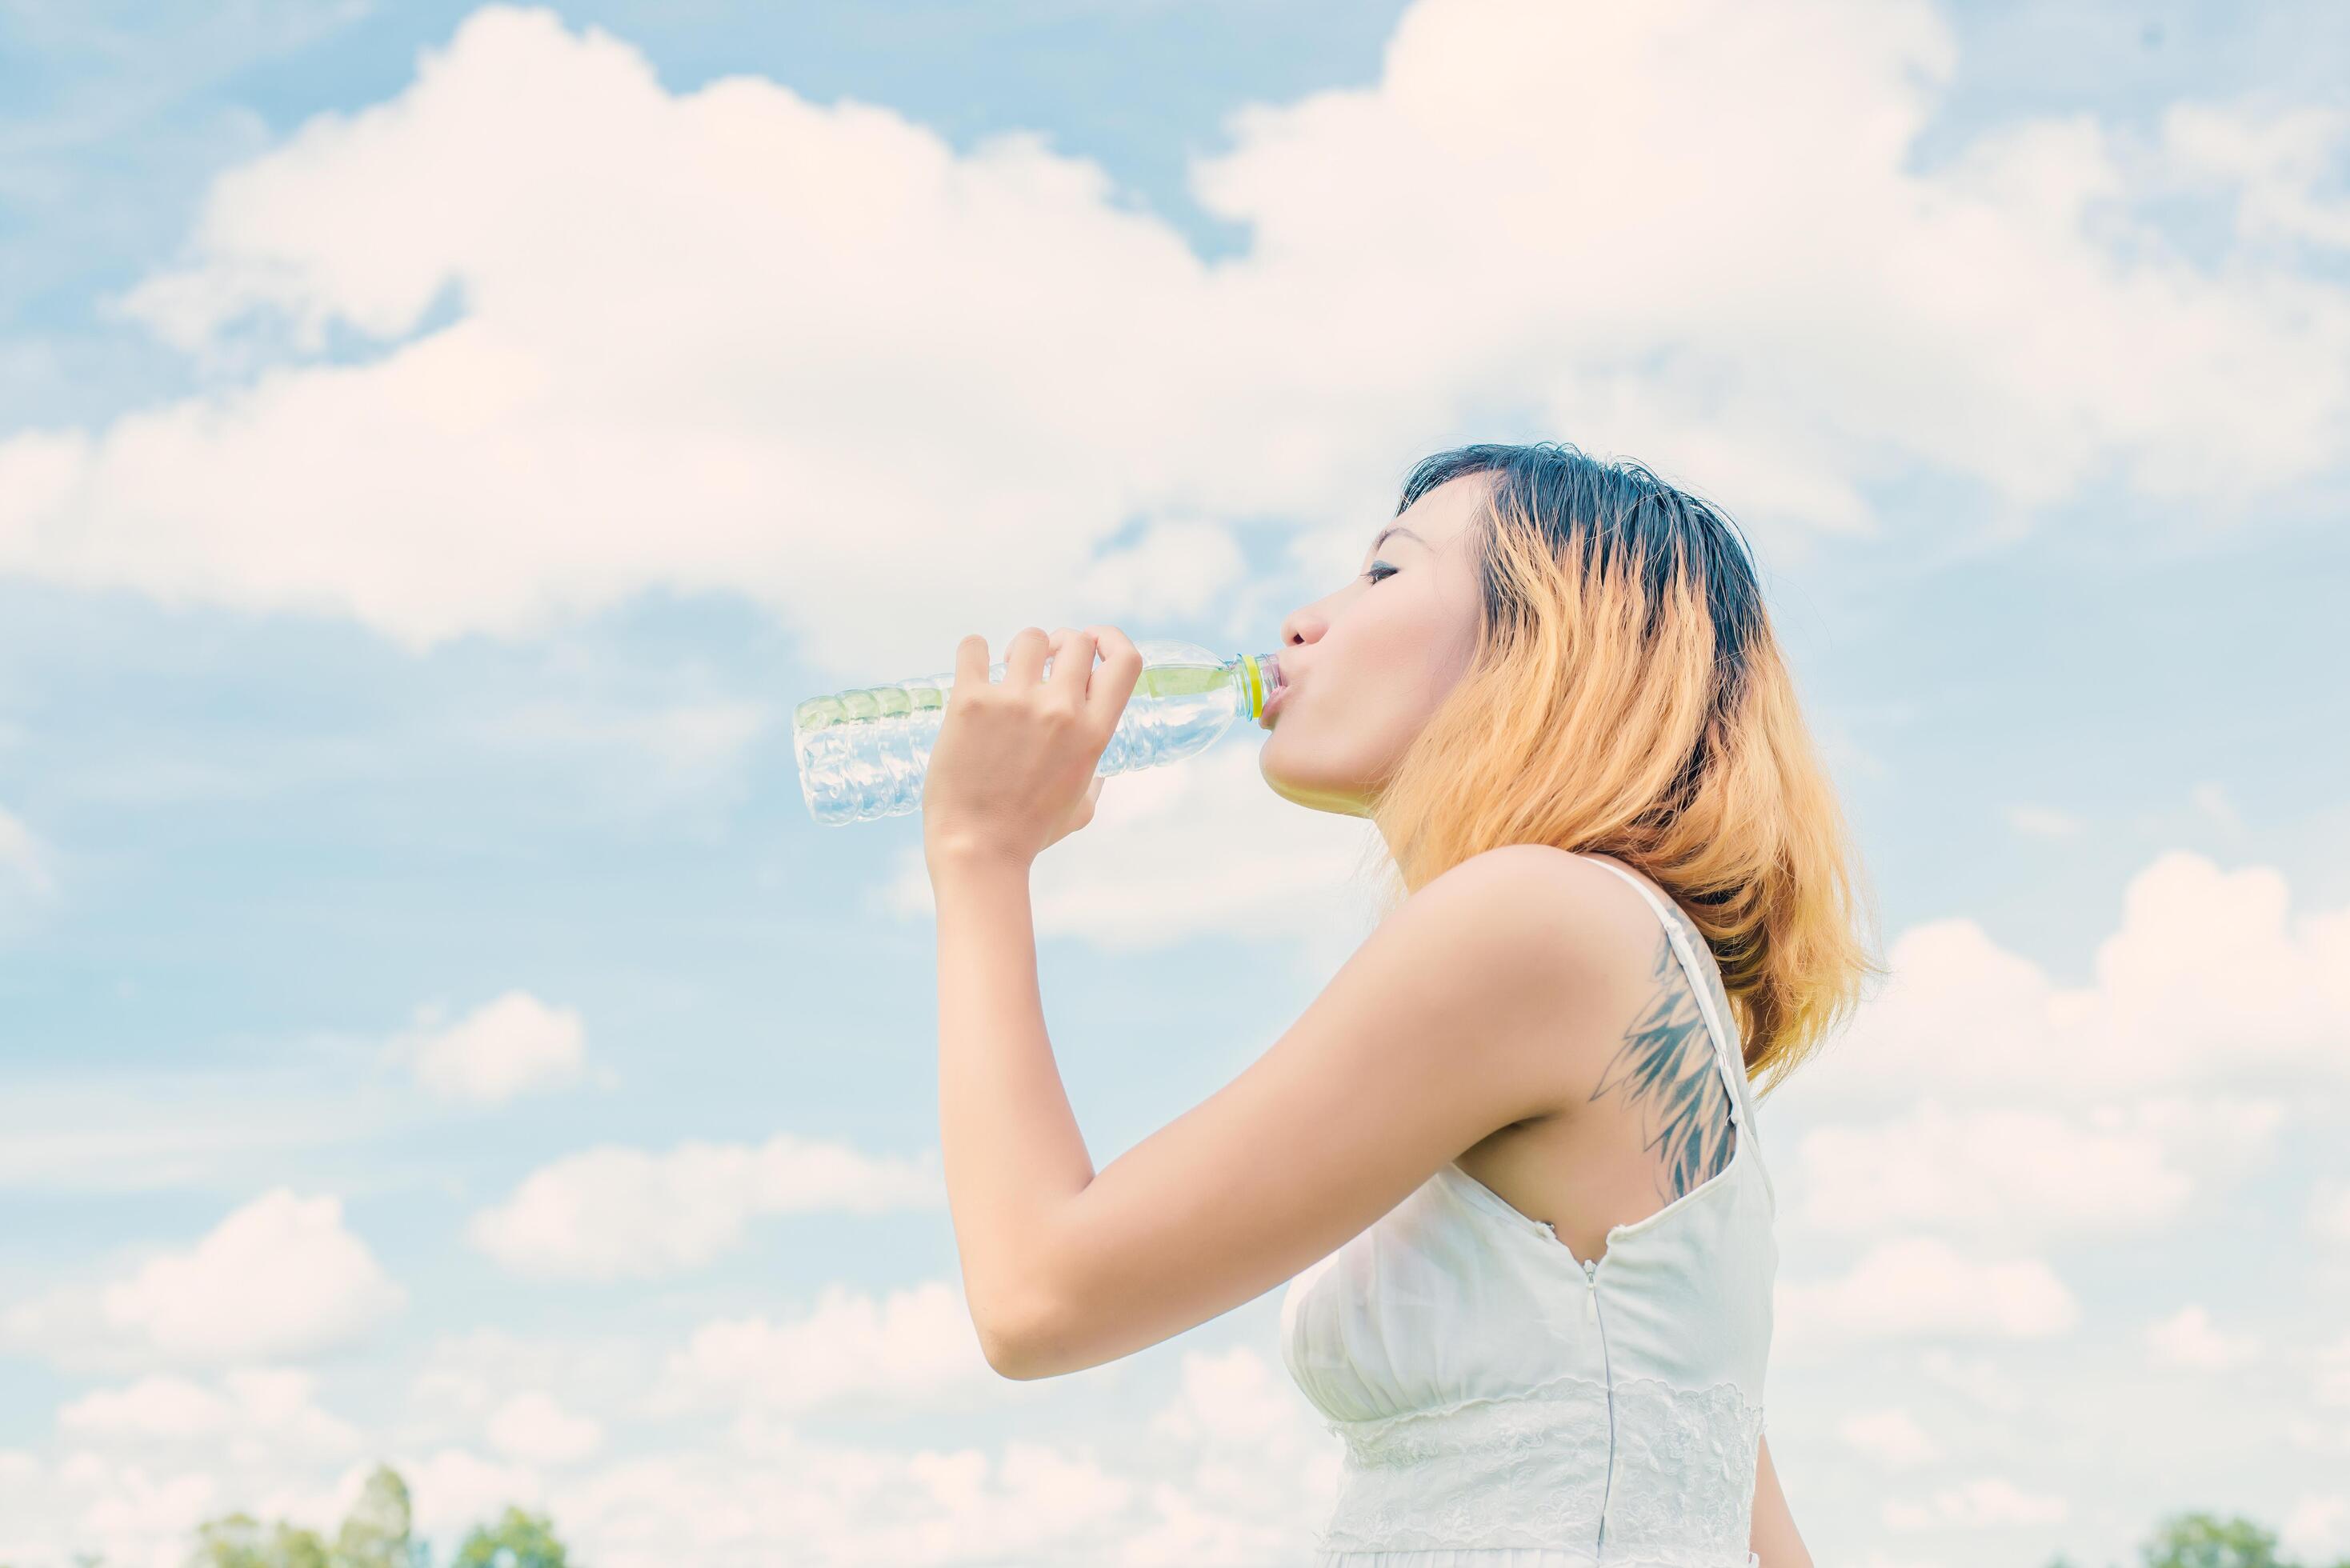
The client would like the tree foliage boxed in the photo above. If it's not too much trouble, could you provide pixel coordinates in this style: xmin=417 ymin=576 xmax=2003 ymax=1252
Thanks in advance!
xmin=450 ymin=1507 xmax=569 ymax=1568
xmin=2044 ymin=1510 xmax=2350 ymax=1568
xmin=180 ymin=1464 xmax=560 ymax=1568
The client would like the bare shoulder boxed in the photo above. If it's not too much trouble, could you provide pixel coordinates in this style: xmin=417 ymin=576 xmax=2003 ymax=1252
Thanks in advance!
xmin=1419 ymin=845 xmax=1662 ymax=965
xmin=1401 ymin=845 xmax=1639 ymax=970
xmin=1381 ymin=846 xmax=1659 ymax=1114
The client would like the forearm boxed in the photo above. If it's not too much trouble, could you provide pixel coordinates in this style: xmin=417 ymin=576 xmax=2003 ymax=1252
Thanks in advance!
xmin=931 ymin=850 xmax=1095 ymax=1346
xmin=1748 ymin=1433 xmax=1814 ymax=1567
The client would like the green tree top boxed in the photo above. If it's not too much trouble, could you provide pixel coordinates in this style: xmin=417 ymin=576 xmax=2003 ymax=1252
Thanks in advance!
xmin=2138 ymin=1510 xmax=2350 ymax=1568
xmin=186 ymin=1514 xmax=329 ymax=1568
xmin=450 ymin=1507 xmax=567 ymax=1568
xmin=332 ymin=1465 xmax=418 ymax=1568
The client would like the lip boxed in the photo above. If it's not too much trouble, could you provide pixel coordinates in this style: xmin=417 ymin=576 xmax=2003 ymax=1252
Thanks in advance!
xmin=1259 ymin=683 xmax=1292 ymax=729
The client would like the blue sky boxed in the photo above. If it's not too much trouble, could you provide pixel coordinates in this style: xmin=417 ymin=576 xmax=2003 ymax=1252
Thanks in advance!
xmin=2 ymin=2 xmax=2348 ymax=1565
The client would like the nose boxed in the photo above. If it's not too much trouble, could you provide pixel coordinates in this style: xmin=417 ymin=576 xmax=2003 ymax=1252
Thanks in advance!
xmin=1278 ymin=604 xmax=1328 ymax=657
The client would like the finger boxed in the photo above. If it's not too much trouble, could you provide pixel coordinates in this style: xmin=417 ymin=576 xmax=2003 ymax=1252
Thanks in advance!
xmin=1047 ymin=626 xmax=1095 ymax=705
xmin=1005 ymin=626 xmax=1050 ymax=686
xmin=952 ymin=633 xmax=991 ymax=696
xmin=1081 ymin=625 xmax=1144 ymax=730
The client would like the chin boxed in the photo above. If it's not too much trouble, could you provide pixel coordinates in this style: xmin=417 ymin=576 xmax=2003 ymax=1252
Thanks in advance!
xmin=1259 ymin=748 xmax=1372 ymax=817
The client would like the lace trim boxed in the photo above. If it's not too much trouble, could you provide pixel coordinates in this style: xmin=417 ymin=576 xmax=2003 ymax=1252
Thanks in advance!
xmin=1314 ymin=1374 xmax=1762 ymax=1561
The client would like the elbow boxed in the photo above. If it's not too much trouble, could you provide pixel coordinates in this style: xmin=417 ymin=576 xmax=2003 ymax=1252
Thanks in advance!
xmin=981 ymin=1326 xmax=1044 ymax=1381
xmin=977 ymin=1296 xmax=1066 ymax=1382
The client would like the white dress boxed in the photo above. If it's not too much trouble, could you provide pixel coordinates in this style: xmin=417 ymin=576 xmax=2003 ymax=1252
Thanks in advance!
xmin=1280 ymin=856 xmax=1776 ymax=1567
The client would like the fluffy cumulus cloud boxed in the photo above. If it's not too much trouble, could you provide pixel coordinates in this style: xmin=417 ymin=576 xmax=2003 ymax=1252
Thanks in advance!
xmin=1768 ymin=850 xmax=2350 ymax=1354
xmin=468 ymin=1132 xmax=942 ymax=1280
xmin=1882 ymin=1475 xmax=2068 ymax=1530
xmin=392 ymin=990 xmax=587 ymax=1104
xmin=484 ymin=1391 xmax=603 ymax=1467
xmin=592 ymin=1339 xmax=1330 ymax=1566
xmin=1789 ymin=1095 xmax=2283 ymax=1242
xmin=99 ymin=1192 xmax=405 ymax=1363
xmin=2 ymin=0 xmax=2347 ymax=677
xmin=1796 ymin=851 xmax=2350 ymax=1109
xmin=1762 ymin=846 xmax=2350 ymax=1553
xmin=1837 ymin=1406 xmax=1943 ymax=1471
xmin=2142 ymin=1304 xmax=2263 ymax=1372
xmin=1776 ymin=1235 xmax=2080 ymax=1356
xmin=879 ymin=743 xmax=1392 ymax=979
xmin=57 ymin=1367 xmax=362 ymax=1456
xmin=3 ymin=1190 xmax=403 ymax=1368
xmin=655 ymin=1279 xmax=996 ymax=1415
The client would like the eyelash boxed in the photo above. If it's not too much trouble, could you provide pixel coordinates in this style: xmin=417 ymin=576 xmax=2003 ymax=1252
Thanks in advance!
xmin=1362 ymin=562 xmax=1398 ymax=586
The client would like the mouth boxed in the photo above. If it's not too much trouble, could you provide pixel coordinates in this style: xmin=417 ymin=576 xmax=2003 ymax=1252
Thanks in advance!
xmin=1259 ymin=683 xmax=1291 ymax=729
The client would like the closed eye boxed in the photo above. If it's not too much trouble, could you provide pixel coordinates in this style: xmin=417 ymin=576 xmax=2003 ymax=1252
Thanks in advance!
xmin=1362 ymin=561 xmax=1398 ymax=586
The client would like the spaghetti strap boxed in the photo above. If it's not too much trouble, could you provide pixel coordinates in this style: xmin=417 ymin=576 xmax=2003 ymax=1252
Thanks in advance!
xmin=1577 ymin=856 xmax=1751 ymax=1133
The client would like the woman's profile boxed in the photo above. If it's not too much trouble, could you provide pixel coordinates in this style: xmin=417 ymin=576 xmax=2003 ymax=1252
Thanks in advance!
xmin=922 ymin=440 xmax=1881 ymax=1567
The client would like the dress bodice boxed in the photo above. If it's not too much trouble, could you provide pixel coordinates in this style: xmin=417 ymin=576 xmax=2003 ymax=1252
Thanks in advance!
xmin=1279 ymin=856 xmax=1777 ymax=1567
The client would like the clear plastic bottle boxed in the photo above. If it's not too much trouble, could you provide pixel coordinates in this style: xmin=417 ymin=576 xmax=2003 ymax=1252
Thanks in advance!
xmin=793 ymin=639 xmax=1284 ymax=826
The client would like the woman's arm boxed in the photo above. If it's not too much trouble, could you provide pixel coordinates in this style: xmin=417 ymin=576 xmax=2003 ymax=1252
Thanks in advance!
xmin=931 ymin=842 xmax=1623 ymax=1378
xmin=1750 ymin=1432 xmax=1814 ymax=1567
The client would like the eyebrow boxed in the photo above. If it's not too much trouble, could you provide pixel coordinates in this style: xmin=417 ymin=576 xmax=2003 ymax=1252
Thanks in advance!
xmin=1369 ymin=525 xmax=1428 ymax=554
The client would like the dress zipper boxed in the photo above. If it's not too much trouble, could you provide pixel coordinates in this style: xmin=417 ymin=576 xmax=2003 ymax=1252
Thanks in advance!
xmin=1584 ymin=1254 xmax=1615 ymax=1557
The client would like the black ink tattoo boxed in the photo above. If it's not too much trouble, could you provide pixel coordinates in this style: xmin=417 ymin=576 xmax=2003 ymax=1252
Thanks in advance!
xmin=1589 ymin=931 xmax=1735 ymax=1206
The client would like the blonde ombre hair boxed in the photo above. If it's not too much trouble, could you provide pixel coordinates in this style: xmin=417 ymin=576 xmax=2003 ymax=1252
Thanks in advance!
xmin=1357 ymin=442 xmax=1883 ymax=1095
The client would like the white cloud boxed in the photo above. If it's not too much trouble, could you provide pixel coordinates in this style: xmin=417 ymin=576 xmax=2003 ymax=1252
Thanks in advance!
xmin=2143 ymin=1304 xmax=2263 ymax=1371
xmin=656 ymin=1280 xmax=997 ymax=1416
xmin=1116 ymin=1344 xmax=1338 ymax=1564
xmin=1776 ymin=1236 xmax=2079 ymax=1356
xmin=1837 ymin=1406 xmax=1944 ymax=1470
xmin=1 ymin=2 xmax=2344 ymax=667
xmin=1882 ymin=1474 xmax=2068 ymax=1530
xmin=102 ymin=1191 xmax=404 ymax=1364
xmin=398 ymin=1446 xmax=544 ymax=1542
xmin=2164 ymin=102 xmax=2350 ymax=252
xmin=468 ymin=1132 xmax=941 ymax=1281
xmin=542 ymin=1430 xmax=1139 ymax=1568
xmin=6 ymin=1189 xmax=404 ymax=1367
xmin=67 ymin=1462 xmax=221 ymax=1550
xmin=58 ymin=1368 xmax=362 ymax=1455
xmin=1147 ymin=1344 xmax=1303 ymax=1450
xmin=1916 ymin=1348 xmax=2028 ymax=1415
xmin=879 ymin=743 xmax=1391 ymax=978
xmin=393 ymin=990 xmax=587 ymax=1104
xmin=385 ymin=1332 xmax=1330 ymax=1566
xmin=2284 ymin=1493 xmax=2350 ymax=1566
xmin=1789 ymin=851 xmax=2350 ymax=1109
xmin=1790 ymin=1096 xmax=2281 ymax=1242
xmin=485 ymin=1391 xmax=602 ymax=1467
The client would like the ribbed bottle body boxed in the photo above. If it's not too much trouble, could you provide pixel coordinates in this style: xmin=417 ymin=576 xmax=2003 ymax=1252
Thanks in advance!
xmin=793 ymin=640 xmax=1280 ymax=825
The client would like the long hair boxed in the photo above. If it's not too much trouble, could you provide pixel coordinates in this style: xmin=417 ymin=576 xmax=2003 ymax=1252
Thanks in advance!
xmin=1357 ymin=441 xmax=1883 ymax=1095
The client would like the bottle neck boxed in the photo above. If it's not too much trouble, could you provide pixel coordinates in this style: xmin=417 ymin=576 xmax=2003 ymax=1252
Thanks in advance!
xmin=1228 ymin=651 xmax=1282 ymax=720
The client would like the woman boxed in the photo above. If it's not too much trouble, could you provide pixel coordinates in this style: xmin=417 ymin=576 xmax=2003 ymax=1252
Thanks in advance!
xmin=921 ymin=440 xmax=1879 ymax=1566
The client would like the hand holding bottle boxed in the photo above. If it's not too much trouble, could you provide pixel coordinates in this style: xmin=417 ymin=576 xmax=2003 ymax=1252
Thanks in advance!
xmin=921 ymin=625 xmax=1145 ymax=870
xmin=794 ymin=634 xmax=1281 ymax=826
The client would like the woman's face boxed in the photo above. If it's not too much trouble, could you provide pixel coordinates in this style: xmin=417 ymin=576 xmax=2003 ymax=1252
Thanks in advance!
xmin=1259 ymin=474 xmax=1491 ymax=818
